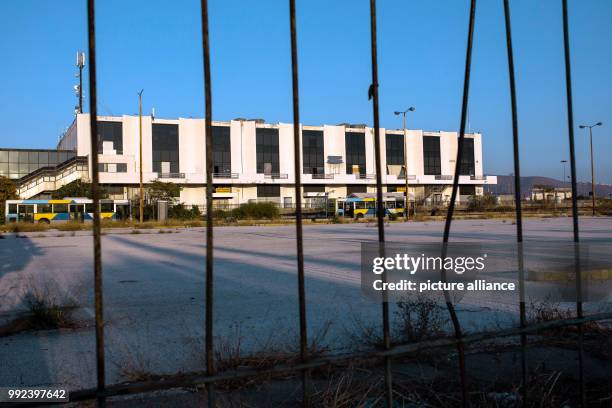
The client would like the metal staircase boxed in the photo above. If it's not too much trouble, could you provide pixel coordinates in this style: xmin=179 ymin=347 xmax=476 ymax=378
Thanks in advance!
xmin=16 ymin=157 xmax=89 ymax=199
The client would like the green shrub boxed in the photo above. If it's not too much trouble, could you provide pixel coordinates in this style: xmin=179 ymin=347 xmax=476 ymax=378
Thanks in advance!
xmin=132 ymin=204 xmax=156 ymax=221
xmin=169 ymin=204 xmax=202 ymax=220
xmin=231 ymin=202 xmax=279 ymax=220
xmin=467 ymin=194 xmax=497 ymax=211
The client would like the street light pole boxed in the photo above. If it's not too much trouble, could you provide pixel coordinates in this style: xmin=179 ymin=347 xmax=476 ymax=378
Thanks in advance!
xmin=138 ymin=89 xmax=144 ymax=223
xmin=561 ymin=160 xmax=567 ymax=184
xmin=394 ymin=107 xmax=415 ymax=220
xmin=579 ymin=122 xmax=602 ymax=216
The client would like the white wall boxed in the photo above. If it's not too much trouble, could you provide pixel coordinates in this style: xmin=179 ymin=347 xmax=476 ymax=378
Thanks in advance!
xmin=68 ymin=114 xmax=495 ymax=206
xmin=179 ymin=118 xmax=205 ymax=175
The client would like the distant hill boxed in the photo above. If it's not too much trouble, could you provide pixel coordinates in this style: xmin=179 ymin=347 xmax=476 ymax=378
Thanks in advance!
xmin=485 ymin=175 xmax=612 ymax=198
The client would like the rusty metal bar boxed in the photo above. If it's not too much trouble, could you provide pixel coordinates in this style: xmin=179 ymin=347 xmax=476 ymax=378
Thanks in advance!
xmin=199 ymin=0 xmax=215 ymax=406
xmin=502 ymin=1 xmax=528 ymax=404
xmin=288 ymin=0 xmax=309 ymax=405
xmin=440 ymin=1 xmax=477 ymax=407
xmin=86 ymin=1 xmax=105 ymax=406
xmin=69 ymin=312 xmax=612 ymax=403
xmin=560 ymin=1 xmax=585 ymax=406
xmin=367 ymin=1 xmax=392 ymax=407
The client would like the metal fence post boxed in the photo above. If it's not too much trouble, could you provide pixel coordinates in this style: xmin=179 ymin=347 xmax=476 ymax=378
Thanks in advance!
xmin=199 ymin=0 xmax=216 ymax=406
xmin=561 ymin=1 xmax=585 ymax=406
xmin=441 ymin=1 xmax=477 ymax=406
xmin=288 ymin=0 xmax=309 ymax=405
xmin=86 ymin=1 xmax=105 ymax=406
xmin=367 ymin=1 xmax=393 ymax=406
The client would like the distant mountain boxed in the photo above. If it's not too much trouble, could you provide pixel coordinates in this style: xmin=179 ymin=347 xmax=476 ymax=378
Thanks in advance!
xmin=485 ymin=175 xmax=612 ymax=198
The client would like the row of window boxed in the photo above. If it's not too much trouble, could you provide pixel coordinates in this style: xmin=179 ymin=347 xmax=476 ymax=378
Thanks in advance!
xmin=0 ymin=149 xmax=76 ymax=179
xmin=94 ymin=121 xmax=475 ymax=178
xmin=98 ymin=163 xmax=128 ymax=173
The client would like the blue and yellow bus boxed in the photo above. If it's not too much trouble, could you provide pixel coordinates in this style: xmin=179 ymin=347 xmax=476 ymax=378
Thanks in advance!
xmin=5 ymin=198 xmax=130 ymax=224
xmin=336 ymin=193 xmax=406 ymax=219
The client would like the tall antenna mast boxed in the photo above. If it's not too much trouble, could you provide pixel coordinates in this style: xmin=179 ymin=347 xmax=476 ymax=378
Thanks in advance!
xmin=75 ymin=51 xmax=86 ymax=114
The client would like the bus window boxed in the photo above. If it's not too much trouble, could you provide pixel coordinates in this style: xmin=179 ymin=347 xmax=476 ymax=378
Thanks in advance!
xmin=386 ymin=201 xmax=396 ymax=209
xmin=8 ymin=204 xmax=17 ymax=214
xmin=101 ymin=203 xmax=114 ymax=212
xmin=53 ymin=204 xmax=68 ymax=213
xmin=38 ymin=204 xmax=52 ymax=213
xmin=366 ymin=201 xmax=376 ymax=209
xmin=355 ymin=202 xmax=366 ymax=210
xmin=86 ymin=204 xmax=95 ymax=213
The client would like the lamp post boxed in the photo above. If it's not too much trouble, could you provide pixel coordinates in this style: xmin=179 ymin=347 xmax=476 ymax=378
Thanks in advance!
xmin=138 ymin=89 xmax=144 ymax=223
xmin=560 ymin=160 xmax=567 ymax=184
xmin=394 ymin=107 xmax=416 ymax=220
xmin=578 ymin=122 xmax=602 ymax=216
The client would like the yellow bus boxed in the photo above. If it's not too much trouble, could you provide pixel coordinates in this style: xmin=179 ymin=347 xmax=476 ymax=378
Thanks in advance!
xmin=336 ymin=193 xmax=406 ymax=219
xmin=5 ymin=198 xmax=130 ymax=224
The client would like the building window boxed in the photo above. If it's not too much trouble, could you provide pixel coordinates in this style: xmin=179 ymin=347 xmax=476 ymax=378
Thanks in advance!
xmin=97 ymin=121 xmax=123 ymax=154
xmin=102 ymin=185 xmax=124 ymax=195
xmin=213 ymin=126 xmax=231 ymax=174
xmin=303 ymin=185 xmax=325 ymax=193
xmin=302 ymin=130 xmax=324 ymax=175
xmin=0 ymin=149 xmax=75 ymax=179
xmin=347 ymin=185 xmax=367 ymax=195
xmin=459 ymin=138 xmax=475 ymax=176
xmin=423 ymin=136 xmax=441 ymax=175
xmin=98 ymin=163 xmax=127 ymax=173
xmin=256 ymin=128 xmax=279 ymax=174
xmin=385 ymin=133 xmax=405 ymax=170
xmin=461 ymin=185 xmax=476 ymax=196
xmin=152 ymin=124 xmax=179 ymax=174
xmin=345 ymin=132 xmax=366 ymax=175
xmin=257 ymin=184 xmax=280 ymax=198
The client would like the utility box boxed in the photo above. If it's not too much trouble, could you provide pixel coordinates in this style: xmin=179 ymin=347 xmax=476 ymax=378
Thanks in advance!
xmin=157 ymin=200 xmax=168 ymax=222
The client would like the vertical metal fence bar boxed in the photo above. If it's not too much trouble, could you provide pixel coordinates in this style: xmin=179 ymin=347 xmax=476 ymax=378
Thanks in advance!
xmin=502 ymin=1 xmax=528 ymax=405
xmin=441 ymin=1 xmax=477 ymax=406
xmin=86 ymin=1 xmax=105 ymax=406
xmin=561 ymin=1 xmax=585 ymax=406
xmin=288 ymin=0 xmax=309 ymax=405
xmin=367 ymin=1 xmax=392 ymax=407
xmin=199 ymin=0 xmax=216 ymax=406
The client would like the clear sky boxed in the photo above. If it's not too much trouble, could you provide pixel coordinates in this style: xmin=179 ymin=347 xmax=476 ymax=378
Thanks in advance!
xmin=1 ymin=0 xmax=611 ymax=183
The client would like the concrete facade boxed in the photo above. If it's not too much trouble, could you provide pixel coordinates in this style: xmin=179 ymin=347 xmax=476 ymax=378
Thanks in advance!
xmin=52 ymin=114 xmax=497 ymax=207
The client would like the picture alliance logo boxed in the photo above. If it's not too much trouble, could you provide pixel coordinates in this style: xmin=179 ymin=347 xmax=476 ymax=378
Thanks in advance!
xmin=372 ymin=253 xmax=488 ymax=275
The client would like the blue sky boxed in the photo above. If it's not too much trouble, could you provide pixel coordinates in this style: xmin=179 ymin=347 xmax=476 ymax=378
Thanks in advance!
xmin=1 ymin=0 xmax=611 ymax=183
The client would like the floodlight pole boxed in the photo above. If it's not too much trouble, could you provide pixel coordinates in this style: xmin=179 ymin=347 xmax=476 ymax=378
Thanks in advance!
xmin=561 ymin=160 xmax=568 ymax=183
xmin=138 ymin=90 xmax=144 ymax=223
xmin=579 ymin=122 xmax=602 ymax=216
xmin=395 ymin=107 xmax=415 ymax=220
xmin=588 ymin=127 xmax=595 ymax=216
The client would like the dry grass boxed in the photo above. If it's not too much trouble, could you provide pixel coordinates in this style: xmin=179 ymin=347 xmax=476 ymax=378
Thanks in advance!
xmin=2 ymin=222 xmax=49 ymax=233
xmin=55 ymin=222 xmax=86 ymax=231
xmin=0 ymin=278 xmax=81 ymax=337
xmin=346 ymin=295 xmax=449 ymax=350
xmin=395 ymin=293 xmax=449 ymax=342
xmin=216 ymin=325 xmax=331 ymax=389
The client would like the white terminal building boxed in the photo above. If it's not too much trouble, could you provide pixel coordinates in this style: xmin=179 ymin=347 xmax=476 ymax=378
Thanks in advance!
xmin=15 ymin=114 xmax=496 ymax=207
